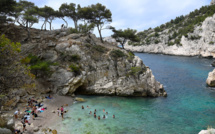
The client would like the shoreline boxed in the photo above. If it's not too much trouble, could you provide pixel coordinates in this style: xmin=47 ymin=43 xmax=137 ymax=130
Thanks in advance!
xmin=13 ymin=94 xmax=74 ymax=134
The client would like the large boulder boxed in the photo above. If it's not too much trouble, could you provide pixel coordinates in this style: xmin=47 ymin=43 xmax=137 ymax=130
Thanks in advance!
xmin=199 ymin=128 xmax=215 ymax=134
xmin=206 ymin=69 xmax=215 ymax=87
xmin=0 ymin=128 xmax=12 ymax=134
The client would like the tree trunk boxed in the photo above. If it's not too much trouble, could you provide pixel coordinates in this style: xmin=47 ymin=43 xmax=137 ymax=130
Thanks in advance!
xmin=41 ymin=21 xmax=45 ymax=30
xmin=97 ymin=25 xmax=103 ymax=43
xmin=61 ymin=17 xmax=68 ymax=28
xmin=45 ymin=22 xmax=46 ymax=31
xmin=74 ymin=20 xmax=78 ymax=29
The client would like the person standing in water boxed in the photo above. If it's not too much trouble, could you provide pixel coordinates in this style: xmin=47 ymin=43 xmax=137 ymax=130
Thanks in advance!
xmin=98 ymin=116 xmax=100 ymax=120
xmin=61 ymin=106 xmax=64 ymax=120
xmin=113 ymin=114 xmax=115 ymax=118
xmin=94 ymin=113 xmax=96 ymax=118
xmin=103 ymin=115 xmax=106 ymax=119
xmin=82 ymin=105 xmax=84 ymax=109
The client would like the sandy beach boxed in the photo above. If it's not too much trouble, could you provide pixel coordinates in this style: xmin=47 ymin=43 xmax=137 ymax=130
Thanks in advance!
xmin=14 ymin=94 xmax=74 ymax=134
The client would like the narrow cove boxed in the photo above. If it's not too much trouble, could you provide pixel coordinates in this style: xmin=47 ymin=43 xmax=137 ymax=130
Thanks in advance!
xmin=54 ymin=53 xmax=215 ymax=134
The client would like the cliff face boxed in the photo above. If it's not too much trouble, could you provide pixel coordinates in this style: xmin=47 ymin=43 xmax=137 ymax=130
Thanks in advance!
xmin=125 ymin=14 xmax=215 ymax=58
xmin=0 ymin=25 xmax=166 ymax=110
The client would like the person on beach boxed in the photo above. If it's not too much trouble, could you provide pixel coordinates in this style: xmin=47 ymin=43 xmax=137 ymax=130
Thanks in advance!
xmin=113 ymin=114 xmax=115 ymax=118
xmin=103 ymin=115 xmax=106 ymax=119
xmin=32 ymin=110 xmax=35 ymax=120
xmin=82 ymin=105 xmax=84 ymax=109
xmin=94 ymin=113 xmax=96 ymax=118
xmin=61 ymin=106 xmax=64 ymax=120
xmin=22 ymin=122 xmax=26 ymax=132
xmin=98 ymin=116 xmax=100 ymax=120
xmin=14 ymin=109 xmax=20 ymax=119
xmin=57 ymin=108 xmax=60 ymax=116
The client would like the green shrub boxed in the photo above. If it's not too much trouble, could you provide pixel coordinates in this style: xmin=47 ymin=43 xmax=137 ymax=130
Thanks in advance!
xmin=155 ymin=40 xmax=160 ymax=44
xmin=92 ymin=45 xmax=107 ymax=53
xmin=110 ymin=49 xmax=126 ymax=58
xmin=70 ymin=28 xmax=79 ymax=34
xmin=130 ymin=67 xmax=142 ymax=75
xmin=24 ymin=54 xmax=57 ymax=77
xmin=70 ymin=54 xmax=81 ymax=62
xmin=69 ymin=64 xmax=81 ymax=75
xmin=190 ymin=35 xmax=201 ymax=40
xmin=168 ymin=41 xmax=175 ymax=46
xmin=209 ymin=41 xmax=214 ymax=44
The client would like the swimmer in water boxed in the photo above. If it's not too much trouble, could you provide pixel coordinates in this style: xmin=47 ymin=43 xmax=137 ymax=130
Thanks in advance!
xmin=113 ymin=114 xmax=115 ymax=118
xmin=89 ymin=111 xmax=92 ymax=114
xmin=82 ymin=105 xmax=84 ymax=109
xmin=103 ymin=115 xmax=106 ymax=119
xmin=94 ymin=109 xmax=96 ymax=113
xmin=106 ymin=112 xmax=108 ymax=115
xmin=94 ymin=113 xmax=96 ymax=118
xmin=103 ymin=109 xmax=105 ymax=112
xmin=98 ymin=116 xmax=100 ymax=120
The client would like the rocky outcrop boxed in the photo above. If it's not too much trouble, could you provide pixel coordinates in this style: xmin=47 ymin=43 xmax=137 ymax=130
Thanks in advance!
xmin=17 ymin=27 xmax=166 ymax=97
xmin=0 ymin=25 xmax=166 ymax=114
xmin=199 ymin=128 xmax=215 ymax=134
xmin=0 ymin=128 xmax=12 ymax=134
xmin=206 ymin=69 xmax=215 ymax=86
xmin=125 ymin=14 xmax=215 ymax=58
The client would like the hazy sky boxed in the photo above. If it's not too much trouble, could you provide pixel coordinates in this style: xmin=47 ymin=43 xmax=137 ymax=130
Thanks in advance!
xmin=23 ymin=0 xmax=211 ymax=37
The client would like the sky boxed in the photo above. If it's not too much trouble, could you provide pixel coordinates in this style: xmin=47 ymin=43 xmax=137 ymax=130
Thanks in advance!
xmin=21 ymin=0 xmax=211 ymax=37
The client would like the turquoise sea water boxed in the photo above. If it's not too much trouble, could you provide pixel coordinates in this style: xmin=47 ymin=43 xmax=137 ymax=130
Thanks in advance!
xmin=55 ymin=53 xmax=215 ymax=134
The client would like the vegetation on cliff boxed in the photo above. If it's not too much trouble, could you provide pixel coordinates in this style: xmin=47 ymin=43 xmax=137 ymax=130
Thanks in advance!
xmin=129 ymin=4 xmax=215 ymax=46
xmin=0 ymin=35 xmax=33 ymax=94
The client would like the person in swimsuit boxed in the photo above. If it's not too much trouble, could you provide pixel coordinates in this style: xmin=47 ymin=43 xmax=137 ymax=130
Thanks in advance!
xmin=98 ymin=116 xmax=100 ymax=120
xmin=61 ymin=106 xmax=64 ymax=120
xmin=103 ymin=115 xmax=106 ymax=119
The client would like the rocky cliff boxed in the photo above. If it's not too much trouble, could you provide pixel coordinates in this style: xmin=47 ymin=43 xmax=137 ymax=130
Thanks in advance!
xmin=125 ymin=13 xmax=215 ymax=58
xmin=0 ymin=25 xmax=166 ymax=111
xmin=125 ymin=4 xmax=215 ymax=58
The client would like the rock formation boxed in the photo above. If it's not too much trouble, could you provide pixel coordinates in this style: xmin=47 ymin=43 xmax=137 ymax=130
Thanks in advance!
xmin=125 ymin=14 xmax=215 ymax=58
xmin=0 ymin=25 xmax=167 ymax=111
xmin=206 ymin=69 xmax=215 ymax=86
xmin=199 ymin=128 xmax=215 ymax=134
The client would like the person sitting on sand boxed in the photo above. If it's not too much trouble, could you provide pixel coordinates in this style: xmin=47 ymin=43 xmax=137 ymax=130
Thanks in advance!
xmin=45 ymin=94 xmax=52 ymax=99
xmin=98 ymin=116 xmax=100 ymax=120
xmin=103 ymin=115 xmax=106 ymax=119
xmin=82 ymin=105 xmax=84 ymax=109
xmin=14 ymin=129 xmax=21 ymax=134
xmin=113 ymin=114 xmax=115 ymax=118
xmin=14 ymin=109 xmax=20 ymax=119
xmin=94 ymin=113 xmax=96 ymax=118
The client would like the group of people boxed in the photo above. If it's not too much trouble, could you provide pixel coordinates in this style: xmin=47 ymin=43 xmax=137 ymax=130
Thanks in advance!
xmin=14 ymin=97 xmax=48 ymax=133
xmin=57 ymin=105 xmax=67 ymax=120
xmin=82 ymin=105 xmax=115 ymax=120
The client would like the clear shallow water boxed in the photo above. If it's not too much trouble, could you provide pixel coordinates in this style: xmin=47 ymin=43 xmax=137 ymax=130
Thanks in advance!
xmin=56 ymin=53 xmax=215 ymax=134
